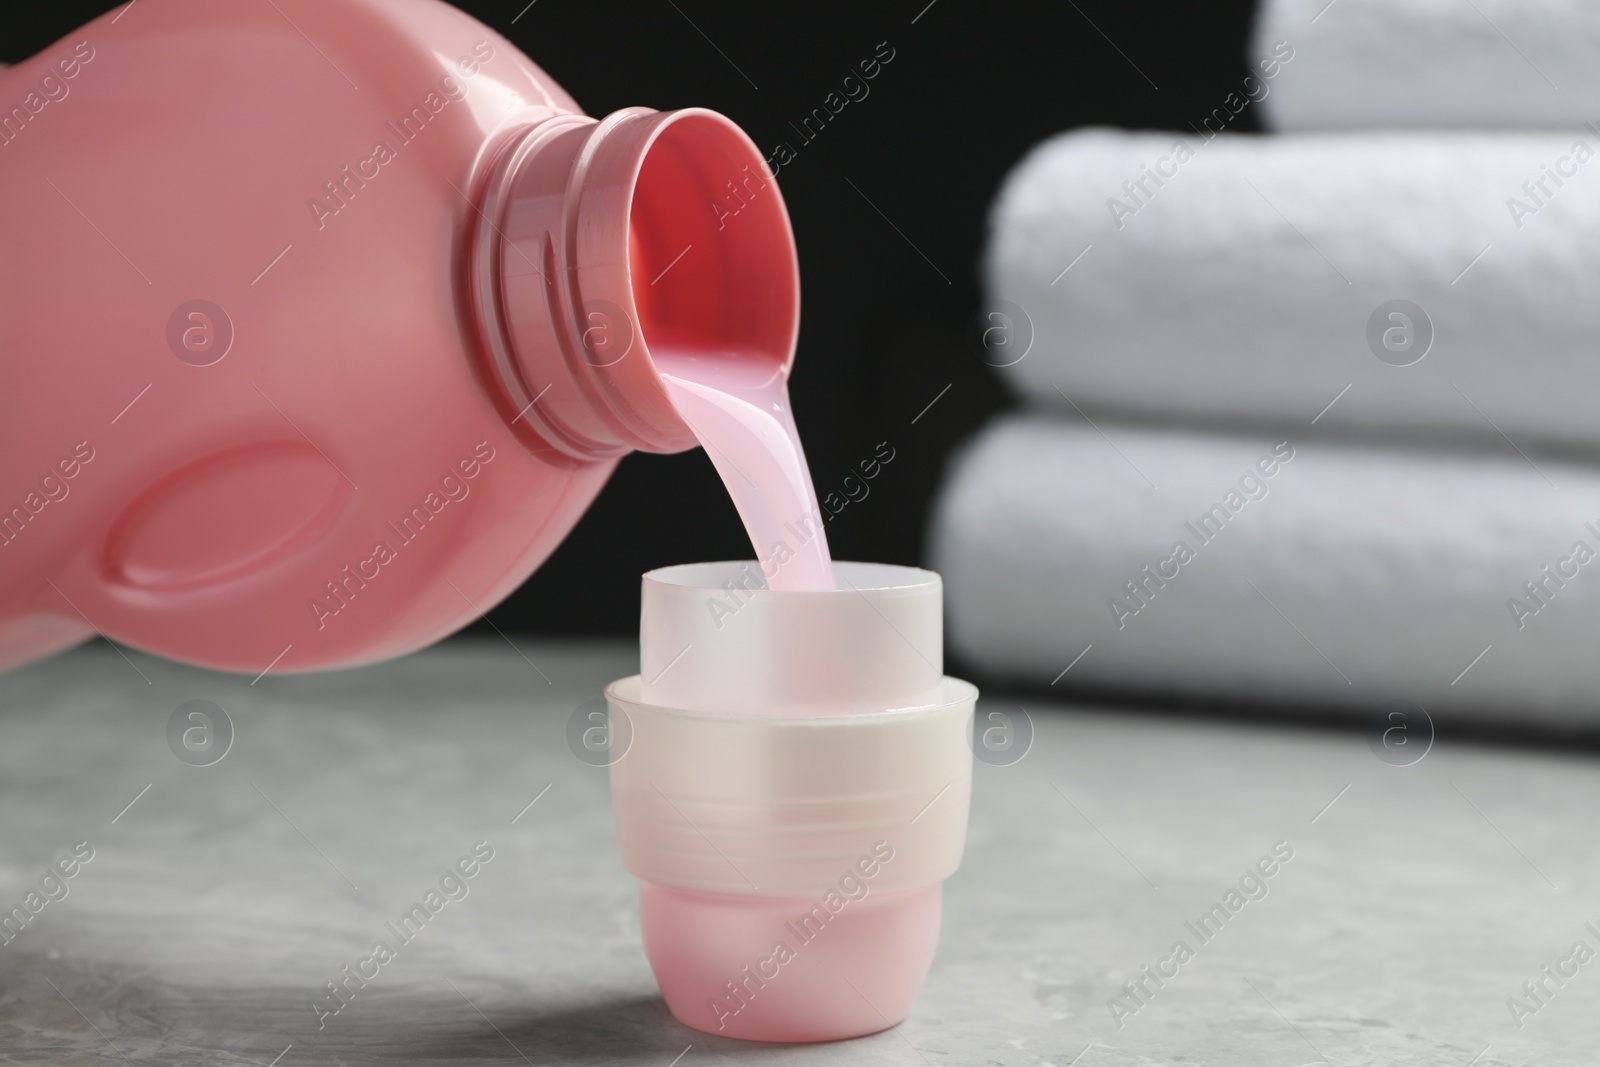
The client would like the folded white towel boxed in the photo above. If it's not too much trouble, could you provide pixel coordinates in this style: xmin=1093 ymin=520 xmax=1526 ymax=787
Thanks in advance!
xmin=987 ymin=127 xmax=1600 ymax=451
xmin=1255 ymin=0 xmax=1600 ymax=130
xmin=931 ymin=415 xmax=1600 ymax=723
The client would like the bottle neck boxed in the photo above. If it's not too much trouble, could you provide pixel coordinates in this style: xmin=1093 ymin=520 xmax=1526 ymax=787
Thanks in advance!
xmin=467 ymin=107 xmax=800 ymax=462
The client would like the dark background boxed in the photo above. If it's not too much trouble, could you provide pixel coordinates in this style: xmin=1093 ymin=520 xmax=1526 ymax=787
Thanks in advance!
xmin=6 ymin=0 xmax=1261 ymax=635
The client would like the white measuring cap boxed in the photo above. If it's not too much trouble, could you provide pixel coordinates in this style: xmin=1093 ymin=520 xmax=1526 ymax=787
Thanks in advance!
xmin=606 ymin=561 xmax=976 ymax=1042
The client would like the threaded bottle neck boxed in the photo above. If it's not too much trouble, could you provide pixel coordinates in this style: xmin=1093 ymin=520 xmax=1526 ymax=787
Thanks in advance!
xmin=467 ymin=107 xmax=800 ymax=462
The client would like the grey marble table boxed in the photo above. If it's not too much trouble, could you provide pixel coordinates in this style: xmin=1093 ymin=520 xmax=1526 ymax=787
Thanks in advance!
xmin=1 ymin=640 xmax=1597 ymax=1066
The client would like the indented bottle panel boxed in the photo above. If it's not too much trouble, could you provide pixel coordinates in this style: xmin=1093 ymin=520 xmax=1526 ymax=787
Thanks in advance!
xmin=103 ymin=443 xmax=347 ymax=594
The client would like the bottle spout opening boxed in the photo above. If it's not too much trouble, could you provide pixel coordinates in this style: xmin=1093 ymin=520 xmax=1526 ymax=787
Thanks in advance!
xmin=626 ymin=110 xmax=799 ymax=394
xmin=470 ymin=107 xmax=799 ymax=461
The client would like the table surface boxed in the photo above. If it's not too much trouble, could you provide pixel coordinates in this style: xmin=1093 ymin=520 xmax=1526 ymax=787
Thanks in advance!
xmin=1 ymin=640 xmax=1596 ymax=1066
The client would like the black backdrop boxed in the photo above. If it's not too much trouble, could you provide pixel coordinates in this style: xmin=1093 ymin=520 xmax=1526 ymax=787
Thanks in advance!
xmin=5 ymin=0 xmax=1259 ymax=635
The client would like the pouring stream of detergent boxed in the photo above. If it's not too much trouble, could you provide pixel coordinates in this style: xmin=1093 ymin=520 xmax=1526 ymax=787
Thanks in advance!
xmin=651 ymin=347 xmax=834 ymax=592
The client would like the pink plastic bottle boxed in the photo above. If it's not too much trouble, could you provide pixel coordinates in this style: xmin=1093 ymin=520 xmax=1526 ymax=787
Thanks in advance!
xmin=0 ymin=0 xmax=977 ymax=1044
xmin=0 ymin=0 xmax=798 ymax=675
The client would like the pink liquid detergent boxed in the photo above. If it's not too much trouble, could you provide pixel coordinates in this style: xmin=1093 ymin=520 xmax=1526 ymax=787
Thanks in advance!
xmin=652 ymin=349 xmax=834 ymax=592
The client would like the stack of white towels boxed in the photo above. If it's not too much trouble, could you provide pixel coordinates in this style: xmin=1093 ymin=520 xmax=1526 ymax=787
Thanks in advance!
xmin=932 ymin=0 xmax=1600 ymax=723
